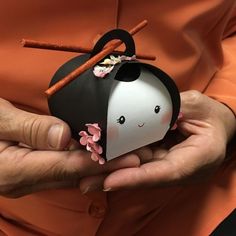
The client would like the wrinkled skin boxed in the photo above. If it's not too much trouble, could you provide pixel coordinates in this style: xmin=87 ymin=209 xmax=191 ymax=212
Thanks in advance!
xmin=79 ymin=90 xmax=236 ymax=192
xmin=1 ymin=90 xmax=235 ymax=197
xmin=0 ymin=98 xmax=140 ymax=198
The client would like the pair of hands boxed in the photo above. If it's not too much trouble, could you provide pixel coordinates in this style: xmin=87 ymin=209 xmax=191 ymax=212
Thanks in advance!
xmin=0 ymin=90 xmax=235 ymax=197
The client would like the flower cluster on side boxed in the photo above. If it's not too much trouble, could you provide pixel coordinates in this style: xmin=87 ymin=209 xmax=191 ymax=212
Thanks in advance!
xmin=171 ymin=112 xmax=183 ymax=130
xmin=79 ymin=123 xmax=105 ymax=165
xmin=93 ymin=54 xmax=136 ymax=78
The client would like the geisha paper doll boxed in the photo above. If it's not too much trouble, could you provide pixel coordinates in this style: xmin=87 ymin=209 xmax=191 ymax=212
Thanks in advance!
xmin=47 ymin=28 xmax=180 ymax=164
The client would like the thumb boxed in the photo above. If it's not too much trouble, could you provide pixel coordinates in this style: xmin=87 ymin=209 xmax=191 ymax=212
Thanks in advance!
xmin=0 ymin=98 xmax=71 ymax=150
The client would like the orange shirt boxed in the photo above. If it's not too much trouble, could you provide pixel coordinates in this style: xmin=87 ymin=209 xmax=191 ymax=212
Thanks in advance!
xmin=0 ymin=1 xmax=236 ymax=235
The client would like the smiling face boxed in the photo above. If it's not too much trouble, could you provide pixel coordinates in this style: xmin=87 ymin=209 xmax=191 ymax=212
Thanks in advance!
xmin=106 ymin=67 xmax=173 ymax=160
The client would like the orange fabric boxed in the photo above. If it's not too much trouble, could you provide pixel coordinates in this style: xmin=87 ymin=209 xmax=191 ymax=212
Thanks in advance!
xmin=0 ymin=0 xmax=236 ymax=235
xmin=204 ymin=35 xmax=236 ymax=114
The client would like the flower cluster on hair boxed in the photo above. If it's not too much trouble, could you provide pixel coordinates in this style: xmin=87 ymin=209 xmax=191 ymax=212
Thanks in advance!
xmin=79 ymin=123 xmax=105 ymax=165
xmin=93 ymin=54 xmax=136 ymax=78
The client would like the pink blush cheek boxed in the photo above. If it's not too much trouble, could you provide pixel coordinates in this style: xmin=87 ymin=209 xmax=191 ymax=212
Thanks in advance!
xmin=107 ymin=125 xmax=119 ymax=140
xmin=161 ymin=111 xmax=172 ymax=125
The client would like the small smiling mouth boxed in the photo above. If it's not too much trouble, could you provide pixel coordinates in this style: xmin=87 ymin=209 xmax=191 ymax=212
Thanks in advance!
xmin=138 ymin=123 xmax=145 ymax=127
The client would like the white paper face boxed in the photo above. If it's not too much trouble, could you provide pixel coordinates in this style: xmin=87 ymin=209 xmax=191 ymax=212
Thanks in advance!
xmin=106 ymin=67 xmax=173 ymax=161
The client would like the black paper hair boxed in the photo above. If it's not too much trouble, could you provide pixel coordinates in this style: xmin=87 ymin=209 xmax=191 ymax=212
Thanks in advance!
xmin=48 ymin=29 xmax=180 ymax=160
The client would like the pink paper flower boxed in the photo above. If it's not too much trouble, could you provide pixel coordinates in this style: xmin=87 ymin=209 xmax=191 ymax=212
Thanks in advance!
xmin=91 ymin=152 xmax=105 ymax=165
xmin=79 ymin=131 xmax=93 ymax=145
xmin=93 ymin=65 xmax=114 ymax=78
xmin=86 ymin=123 xmax=101 ymax=142
xmin=93 ymin=54 xmax=136 ymax=78
xmin=79 ymin=123 xmax=105 ymax=165
xmin=85 ymin=138 xmax=103 ymax=154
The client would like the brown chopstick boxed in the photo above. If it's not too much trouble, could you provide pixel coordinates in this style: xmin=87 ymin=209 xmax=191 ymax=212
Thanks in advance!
xmin=21 ymin=39 xmax=156 ymax=61
xmin=44 ymin=20 xmax=148 ymax=97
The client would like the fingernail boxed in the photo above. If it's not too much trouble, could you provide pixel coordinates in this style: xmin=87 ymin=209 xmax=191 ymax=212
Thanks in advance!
xmin=48 ymin=124 xmax=64 ymax=149
xmin=81 ymin=186 xmax=90 ymax=195
xmin=103 ymin=188 xmax=112 ymax=192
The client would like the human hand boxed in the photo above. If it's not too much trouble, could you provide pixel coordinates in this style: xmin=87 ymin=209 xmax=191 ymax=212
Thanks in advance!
xmin=80 ymin=90 xmax=236 ymax=191
xmin=0 ymin=98 xmax=140 ymax=197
